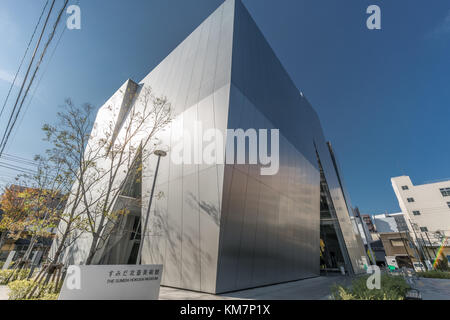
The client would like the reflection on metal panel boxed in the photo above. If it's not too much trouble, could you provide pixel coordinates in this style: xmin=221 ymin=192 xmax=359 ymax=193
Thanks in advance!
xmin=216 ymin=85 xmax=320 ymax=292
xmin=215 ymin=0 xmax=366 ymax=292
xmin=139 ymin=0 xmax=235 ymax=293
xmin=61 ymin=0 xmax=367 ymax=294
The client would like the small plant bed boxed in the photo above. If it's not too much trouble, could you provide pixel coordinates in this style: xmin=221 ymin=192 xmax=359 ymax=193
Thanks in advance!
xmin=7 ymin=279 xmax=60 ymax=300
xmin=417 ymin=270 xmax=450 ymax=279
xmin=331 ymin=274 xmax=411 ymax=300
xmin=0 ymin=269 xmax=30 ymax=285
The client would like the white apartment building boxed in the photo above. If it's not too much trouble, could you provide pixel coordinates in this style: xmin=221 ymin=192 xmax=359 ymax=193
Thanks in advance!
xmin=391 ymin=175 xmax=450 ymax=238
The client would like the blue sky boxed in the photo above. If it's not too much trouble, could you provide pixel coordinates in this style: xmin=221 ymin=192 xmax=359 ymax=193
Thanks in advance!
xmin=0 ymin=0 xmax=449 ymax=215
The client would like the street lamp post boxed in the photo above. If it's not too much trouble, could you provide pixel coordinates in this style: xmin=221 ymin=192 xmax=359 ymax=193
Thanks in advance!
xmin=136 ymin=149 xmax=167 ymax=265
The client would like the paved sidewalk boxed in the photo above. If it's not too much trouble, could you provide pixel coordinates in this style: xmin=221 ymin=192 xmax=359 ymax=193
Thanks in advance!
xmin=159 ymin=275 xmax=353 ymax=300
xmin=0 ymin=286 xmax=10 ymax=300
xmin=2 ymin=275 xmax=448 ymax=300
xmin=415 ymin=278 xmax=450 ymax=300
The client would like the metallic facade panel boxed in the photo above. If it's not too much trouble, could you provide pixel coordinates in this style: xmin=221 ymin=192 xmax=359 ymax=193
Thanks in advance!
xmin=56 ymin=0 xmax=367 ymax=294
xmin=216 ymin=82 xmax=322 ymax=291
xmin=235 ymin=174 xmax=261 ymax=288
xmin=181 ymin=172 xmax=201 ymax=290
xmin=163 ymin=176 xmax=183 ymax=287
xmin=138 ymin=1 xmax=235 ymax=293
xmin=215 ymin=0 xmax=366 ymax=291
xmin=198 ymin=166 xmax=222 ymax=293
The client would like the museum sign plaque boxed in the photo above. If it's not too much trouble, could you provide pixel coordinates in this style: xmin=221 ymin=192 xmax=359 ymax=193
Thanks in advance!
xmin=58 ymin=264 xmax=163 ymax=300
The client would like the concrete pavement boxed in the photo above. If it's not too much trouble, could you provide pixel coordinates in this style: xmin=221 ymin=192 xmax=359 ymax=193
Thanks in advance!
xmin=1 ymin=276 xmax=349 ymax=300
xmin=160 ymin=276 xmax=450 ymax=300
xmin=415 ymin=278 xmax=450 ymax=300
xmin=3 ymin=275 xmax=448 ymax=300
xmin=159 ymin=275 xmax=353 ymax=300
xmin=0 ymin=286 xmax=10 ymax=300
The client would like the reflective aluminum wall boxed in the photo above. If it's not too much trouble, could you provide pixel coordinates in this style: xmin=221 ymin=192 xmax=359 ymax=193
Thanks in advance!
xmin=216 ymin=84 xmax=320 ymax=292
xmin=57 ymin=0 xmax=367 ymax=294
xmin=138 ymin=0 xmax=235 ymax=294
xmin=215 ymin=0 xmax=366 ymax=292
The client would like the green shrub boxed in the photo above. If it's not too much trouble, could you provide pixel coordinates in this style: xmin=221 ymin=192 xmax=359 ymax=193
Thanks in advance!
xmin=8 ymin=279 xmax=59 ymax=300
xmin=0 ymin=271 xmax=8 ymax=284
xmin=7 ymin=280 xmax=31 ymax=300
xmin=0 ymin=269 xmax=30 ymax=285
xmin=0 ymin=261 xmax=4 ymax=269
xmin=332 ymin=286 xmax=356 ymax=300
xmin=331 ymin=274 xmax=410 ymax=300
xmin=417 ymin=270 xmax=450 ymax=279
xmin=435 ymin=254 xmax=449 ymax=271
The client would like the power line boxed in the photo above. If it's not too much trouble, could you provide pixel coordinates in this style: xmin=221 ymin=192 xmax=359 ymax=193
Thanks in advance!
xmin=6 ymin=20 xmax=67 ymax=154
xmin=0 ymin=0 xmax=70 ymax=157
xmin=0 ymin=153 xmax=38 ymax=178
xmin=1 ymin=153 xmax=64 ymax=175
xmin=0 ymin=163 xmax=36 ymax=175
xmin=0 ymin=0 xmax=49 ymax=121
xmin=1 ymin=153 xmax=38 ymax=165
xmin=2 ymin=153 xmax=33 ymax=161
xmin=2 ymin=153 xmax=36 ymax=162
xmin=0 ymin=158 xmax=37 ymax=169
xmin=0 ymin=174 xmax=19 ymax=180
xmin=0 ymin=160 xmax=61 ymax=182
xmin=6 ymin=0 xmax=82 ymax=154
xmin=0 ymin=159 xmax=36 ymax=171
xmin=0 ymin=0 xmax=71 ymax=158
xmin=0 ymin=0 xmax=56 ymax=154
xmin=3 ymin=0 xmax=81 ymax=157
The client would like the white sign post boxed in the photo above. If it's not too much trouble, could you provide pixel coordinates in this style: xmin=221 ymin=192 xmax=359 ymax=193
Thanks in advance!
xmin=385 ymin=256 xmax=399 ymax=270
xmin=2 ymin=251 xmax=16 ymax=270
xmin=58 ymin=264 xmax=163 ymax=300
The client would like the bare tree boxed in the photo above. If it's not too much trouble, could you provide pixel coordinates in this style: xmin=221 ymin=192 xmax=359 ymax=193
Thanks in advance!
xmin=44 ymin=85 xmax=172 ymax=266
xmin=15 ymin=155 xmax=71 ymax=264
xmin=41 ymin=101 xmax=97 ymax=266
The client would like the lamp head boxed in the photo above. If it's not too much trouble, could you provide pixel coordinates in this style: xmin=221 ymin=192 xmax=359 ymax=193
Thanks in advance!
xmin=154 ymin=150 xmax=167 ymax=157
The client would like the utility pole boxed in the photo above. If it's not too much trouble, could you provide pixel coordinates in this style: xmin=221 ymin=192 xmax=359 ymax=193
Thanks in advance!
xmin=424 ymin=231 xmax=438 ymax=262
xmin=398 ymin=231 xmax=411 ymax=267
xmin=409 ymin=220 xmax=429 ymax=265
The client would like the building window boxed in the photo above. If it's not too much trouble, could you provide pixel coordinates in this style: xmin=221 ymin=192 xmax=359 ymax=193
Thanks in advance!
xmin=390 ymin=239 xmax=405 ymax=247
xmin=420 ymin=227 xmax=428 ymax=232
xmin=407 ymin=198 xmax=415 ymax=203
xmin=402 ymin=185 xmax=409 ymax=190
xmin=440 ymin=188 xmax=450 ymax=197
xmin=412 ymin=210 xmax=421 ymax=216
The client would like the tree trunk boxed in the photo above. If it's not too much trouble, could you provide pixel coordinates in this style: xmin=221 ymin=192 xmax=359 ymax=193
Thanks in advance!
xmin=85 ymin=212 xmax=107 ymax=265
xmin=0 ymin=232 xmax=7 ymax=251
xmin=52 ymin=229 xmax=70 ymax=265
xmin=23 ymin=235 xmax=38 ymax=261
xmin=37 ymin=231 xmax=70 ymax=285
xmin=85 ymin=231 xmax=100 ymax=265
